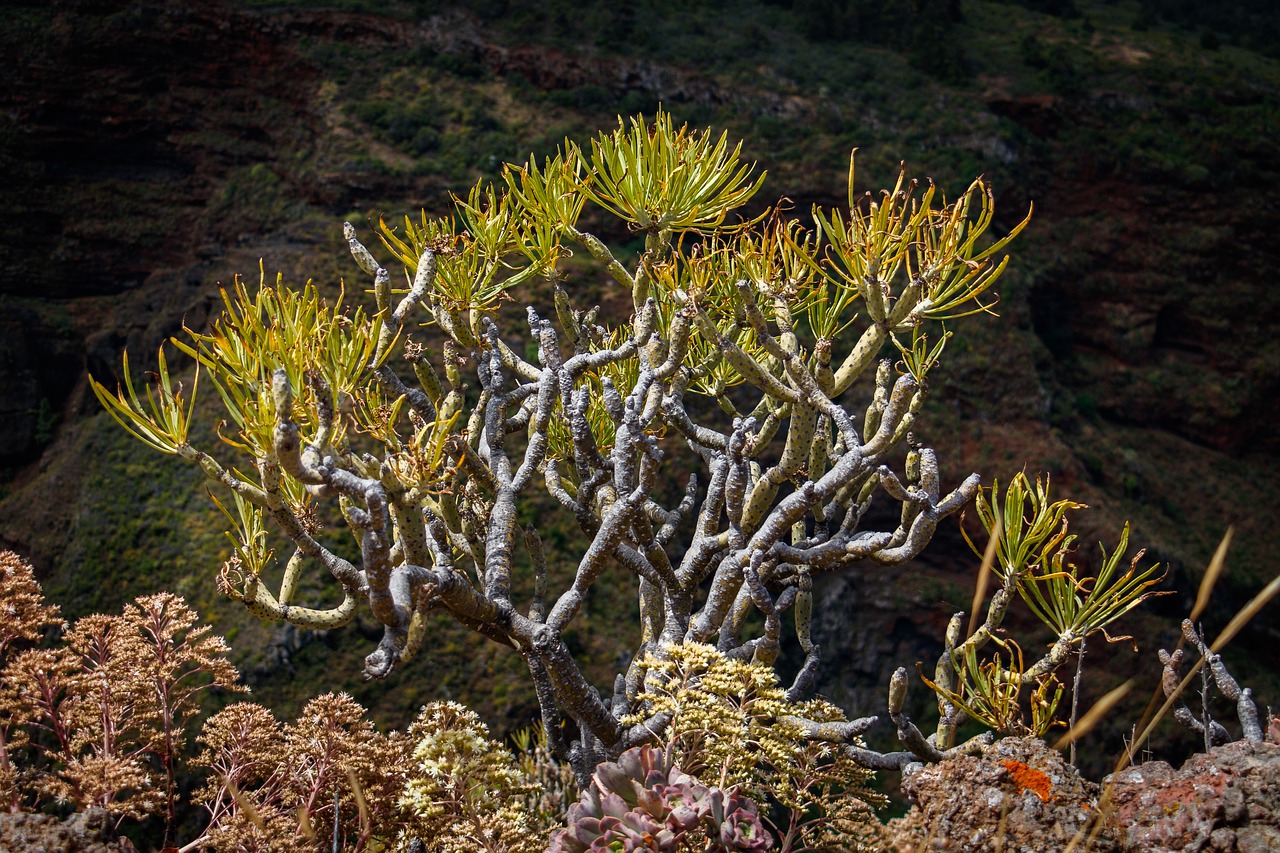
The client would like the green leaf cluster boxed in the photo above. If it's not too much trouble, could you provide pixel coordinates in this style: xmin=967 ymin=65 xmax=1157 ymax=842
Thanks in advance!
xmin=921 ymin=640 xmax=1064 ymax=738
xmin=172 ymin=269 xmax=380 ymax=459
xmin=578 ymin=111 xmax=766 ymax=237
xmin=90 ymin=346 xmax=197 ymax=455
xmin=966 ymin=472 xmax=1169 ymax=642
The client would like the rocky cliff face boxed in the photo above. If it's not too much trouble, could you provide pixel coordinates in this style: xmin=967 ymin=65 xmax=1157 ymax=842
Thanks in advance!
xmin=1 ymin=1 xmax=312 ymax=469
xmin=1 ymin=0 xmax=1278 ymax=775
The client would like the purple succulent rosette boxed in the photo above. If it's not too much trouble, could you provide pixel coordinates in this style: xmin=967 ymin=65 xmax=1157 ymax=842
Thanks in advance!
xmin=549 ymin=745 xmax=774 ymax=852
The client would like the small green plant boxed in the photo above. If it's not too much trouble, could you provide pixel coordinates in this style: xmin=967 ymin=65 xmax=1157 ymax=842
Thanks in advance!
xmin=920 ymin=639 xmax=1064 ymax=738
xmin=511 ymin=722 xmax=579 ymax=832
xmin=924 ymin=473 xmax=1170 ymax=750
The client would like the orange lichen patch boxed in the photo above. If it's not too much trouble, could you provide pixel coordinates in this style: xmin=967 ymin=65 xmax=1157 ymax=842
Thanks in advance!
xmin=1002 ymin=760 xmax=1052 ymax=803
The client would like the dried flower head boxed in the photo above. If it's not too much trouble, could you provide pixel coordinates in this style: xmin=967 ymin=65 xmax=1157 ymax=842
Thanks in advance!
xmin=0 ymin=551 xmax=64 ymax=661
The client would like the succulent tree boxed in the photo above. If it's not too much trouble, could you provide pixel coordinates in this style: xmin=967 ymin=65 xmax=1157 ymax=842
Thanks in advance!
xmin=91 ymin=112 xmax=1031 ymax=781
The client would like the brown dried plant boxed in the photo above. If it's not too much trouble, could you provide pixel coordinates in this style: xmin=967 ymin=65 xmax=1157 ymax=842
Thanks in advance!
xmin=193 ymin=693 xmax=411 ymax=852
xmin=282 ymin=693 xmax=399 ymax=851
xmin=0 ymin=553 xmax=242 ymax=841
xmin=0 ymin=646 xmax=79 ymax=812
xmin=0 ymin=551 xmax=64 ymax=810
xmin=1 ymin=550 xmax=573 ymax=850
xmin=0 ymin=552 xmax=64 ymax=660
xmin=191 ymin=702 xmax=291 ymax=852
xmin=56 ymin=612 xmax=164 ymax=819
xmin=123 ymin=593 xmax=245 ymax=842
xmin=192 ymin=695 xmax=579 ymax=851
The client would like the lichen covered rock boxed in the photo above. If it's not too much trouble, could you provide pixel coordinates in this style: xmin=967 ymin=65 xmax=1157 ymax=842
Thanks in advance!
xmin=884 ymin=737 xmax=1280 ymax=851
xmin=884 ymin=736 xmax=1106 ymax=852
xmin=1102 ymin=739 xmax=1280 ymax=852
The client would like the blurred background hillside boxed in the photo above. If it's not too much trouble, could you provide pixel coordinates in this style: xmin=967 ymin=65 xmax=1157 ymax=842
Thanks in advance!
xmin=1 ymin=0 xmax=1277 ymax=793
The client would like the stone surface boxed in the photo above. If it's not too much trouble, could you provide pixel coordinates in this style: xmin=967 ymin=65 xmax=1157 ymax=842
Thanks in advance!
xmin=884 ymin=738 xmax=1280 ymax=852
xmin=0 ymin=809 xmax=136 ymax=853
xmin=885 ymin=736 xmax=1110 ymax=852
xmin=1102 ymin=739 xmax=1280 ymax=853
